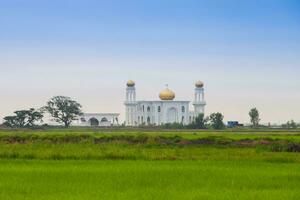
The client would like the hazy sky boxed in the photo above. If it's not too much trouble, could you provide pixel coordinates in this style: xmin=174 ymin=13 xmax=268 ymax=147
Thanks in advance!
xmin=1 ymin=0 xmax=300 ymax=124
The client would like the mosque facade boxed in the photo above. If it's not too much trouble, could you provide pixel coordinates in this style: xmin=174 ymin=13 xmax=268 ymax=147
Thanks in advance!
xmin=75 ymin=113 xmax=120 ymax=127
xmin=75 ymin=80 xmax=206 ymax=127
xmin=124 ymin=80 xmax=206 ymax=126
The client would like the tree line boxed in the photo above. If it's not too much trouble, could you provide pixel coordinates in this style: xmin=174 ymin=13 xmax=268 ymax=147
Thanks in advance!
xmin=3 ymin=96 xmax=83 ymax=128
xmin=2 ymin=96 xmax=299 ymax=129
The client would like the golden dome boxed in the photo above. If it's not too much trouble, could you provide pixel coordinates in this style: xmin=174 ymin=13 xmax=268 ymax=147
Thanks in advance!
xmin=159 ymin=88 xmax=175 ymax=100
xmin=127 ymin=80 xmax=135 ymax=87
xmin=195 ymin=80 xmax=204 ymax=88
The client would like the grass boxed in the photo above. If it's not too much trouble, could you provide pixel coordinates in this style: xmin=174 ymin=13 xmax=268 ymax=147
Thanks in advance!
xmin=0 ymin=129 xmax=300 ymax=199
xmin=0 ymin=160 xmax=300 ymax=200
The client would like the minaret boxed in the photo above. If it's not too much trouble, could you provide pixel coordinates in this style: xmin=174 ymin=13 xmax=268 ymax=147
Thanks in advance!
xmin=124 ymin=80 xmax=137 ymax=126
xmin=193 ymin=81 xmax=206 ymax=115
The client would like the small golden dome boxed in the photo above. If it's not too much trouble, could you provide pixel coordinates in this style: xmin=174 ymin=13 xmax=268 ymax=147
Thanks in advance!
xmin=127 ymin=80 xmax=135 ymax=87
xmin=195 ymin=80 xmax=204 ymax=88
xmin=159 ymin=88 xmax=175 ymax=100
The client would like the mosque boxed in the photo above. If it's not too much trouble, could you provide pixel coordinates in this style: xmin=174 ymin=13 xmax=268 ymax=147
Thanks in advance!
xmin=124 ymin=80 xmax=206 ymax=126
xmin=76 ymin=80 xmax=206 ymax=126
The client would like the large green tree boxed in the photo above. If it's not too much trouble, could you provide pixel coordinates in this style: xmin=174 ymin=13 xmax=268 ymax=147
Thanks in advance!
xmin=43 ymin=96 xmax=83 ymax=127
xmin=3 ymin=108 xmax=43 ymax=128
xmin=190 ymin=113 xmax=208 ymax=129
xmin=209 ymin=113 xmax=225 ymax=130
xmin=249 ymin=108 xmax=260 ymax=127
xmin=283 ymin=120 xmax=297 ymax=129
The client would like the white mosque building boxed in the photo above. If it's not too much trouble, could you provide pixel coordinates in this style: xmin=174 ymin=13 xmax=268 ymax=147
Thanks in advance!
xmin=124 ymin=80 xmax=206 ymax=126
xmin=76 ymin=113 xmax=120 ymax=127
xmin=74 ymin=80 xmax=206 ymax=127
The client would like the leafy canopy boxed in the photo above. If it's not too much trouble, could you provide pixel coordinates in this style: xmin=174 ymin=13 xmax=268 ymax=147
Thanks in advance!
xmin=249 ymin=108 xmax=260 ymax=127
xmin=209 ymin=112 xmax=225 ymax=130
xmin=43 ymin=96 xmax=83 ymax=127
xmin=188 ymin=113 xmax=208 ymax=129
xmin=3 ymin=108 xmax=43 ymax=127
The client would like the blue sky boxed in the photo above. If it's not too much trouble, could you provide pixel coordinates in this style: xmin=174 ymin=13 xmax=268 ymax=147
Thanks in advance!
xmin=0 ymin=0 xmax=300 ymax=123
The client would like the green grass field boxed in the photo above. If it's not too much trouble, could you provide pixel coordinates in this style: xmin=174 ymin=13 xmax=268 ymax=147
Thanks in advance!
xmin=0 ymin=129 xmax=300 ymax=199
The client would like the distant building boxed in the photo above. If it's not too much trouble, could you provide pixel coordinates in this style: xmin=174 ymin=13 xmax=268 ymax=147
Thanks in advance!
xmin=74 ymin=80 xmax=206 ymax=127
xmin=227 ymin=121 xmax=244 ymax=128
xmin=124 ymin=80 xmax=206 ymax=126
xmin=75 ymin=113 xmax=120 ymax=127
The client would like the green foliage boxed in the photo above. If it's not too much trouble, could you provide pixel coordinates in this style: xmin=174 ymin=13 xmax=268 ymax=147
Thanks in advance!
xmin=249 ymin=108 xmax=260 ymax=127
xmin=3 ymin=108 xmax=43 ymax=128
xmin=0 ymin=130 xmax=300 ymax=199
xmin=209 ymin=112 xmax=225 ymax=129
xmin=282 ymin=120 xmax=297 ymax=129
xmin=161 ymin=122 xmax=184 ymax=129
xmin=187 ymin=113 xmax=208 ymax=129
xmin=0 ymin=130 xmax=299 ymax=160
xmin=43 ymin=96 xmax=83 ymax=127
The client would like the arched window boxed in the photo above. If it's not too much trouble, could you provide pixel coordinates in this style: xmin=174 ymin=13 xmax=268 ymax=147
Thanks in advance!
xmin=101 ymin=117 xmax=108 ymax=122
xmin=147 ymin=117 xmax=151 ymax=124
xmin=182 ymin=106 xmax=185 ymax=113
xmin=147 ymin=106 xmax=150 ymax=112
xmin=141 ymin=116 xmax=144 ymax=123
xmin=89 ymin=118 xmax=99 ymax=126
xmin=182 ymin=116 xmax=185 ymax=123
xmin=158 ymin=106 xmax=161 ymax=112
xmin=142 ymin=105 xmax=145 ymax=112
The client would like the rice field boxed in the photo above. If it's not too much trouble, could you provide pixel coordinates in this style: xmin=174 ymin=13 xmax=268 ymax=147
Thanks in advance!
xmin=0 ymin=129 xmax=300 ymax=199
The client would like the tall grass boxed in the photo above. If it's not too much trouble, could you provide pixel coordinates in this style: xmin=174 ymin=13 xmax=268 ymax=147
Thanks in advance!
xmin=0 ymin=160 xmax=299 ymax=200
xmin=0 ymin=130 xmax=300 ymax=160
xmin=1 ymin=130 xmax=300 ymax=199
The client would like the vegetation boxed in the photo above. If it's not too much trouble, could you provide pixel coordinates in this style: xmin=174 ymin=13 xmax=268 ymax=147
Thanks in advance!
xmin=209 ymin=112 xmax=225 ymax=129
xmin=2 ymin=96 xmax=298 ymax=131
xmin=160 ymin=122 xmax=184 ymax=129
xmin=3 ymin=108 xmax=43 ymax=128
xmin=159 ymin=113 xmax=219 ymax=130
xmin=249 ymin=108 xmax=260 ymax=127
xmin=282 ymin=120 xmax=298 ymax=129
xmin=1 ymin=159 xmax=300 ymax=200
xmin=0 ymin=129 xmax=299 ymax=160
xmin=188 ymin=113 xmax=208 ymax=129
xmin=0 ymin=129 xmax=299 ymax=199
xmin=43 ymin=96 xmax=83 ymax=127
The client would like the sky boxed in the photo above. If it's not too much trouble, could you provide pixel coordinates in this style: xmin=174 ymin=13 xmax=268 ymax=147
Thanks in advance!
xmin=0 ymin=0 xmax=300 ymax=124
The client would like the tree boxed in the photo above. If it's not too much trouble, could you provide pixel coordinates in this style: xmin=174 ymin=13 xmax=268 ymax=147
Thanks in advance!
xmin=209 ymin=113 xmax=225 ymax=130
xmin=43 ymin=96 xmax=83 ymax=127
xmin=249 ymin=108 xmax=260 ymax=127
xmin=283 ymin=120 xmax=297 ymax=129
xmin=3 ymin=116 xmax=19 ymax=127
xmin=189 ymin=113 xmax=208 ymax=129
xmin=3 ymin=108 xmax=43 ymax=128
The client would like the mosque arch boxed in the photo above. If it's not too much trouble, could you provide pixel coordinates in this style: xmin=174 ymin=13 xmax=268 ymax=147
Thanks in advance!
xmin=147 ymin=116 xmax=151 ymax=125
xmin=101 ymin=117 xmax=108 ymax=122
xmin=89 ymin=118 xmax=99 ymax=126
xmin=167 ymin=107 xmax=177 ymax=123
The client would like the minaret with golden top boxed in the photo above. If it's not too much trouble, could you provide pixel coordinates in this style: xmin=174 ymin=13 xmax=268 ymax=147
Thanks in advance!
xmin=193 ymin=80 xmax=206 ymax=115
